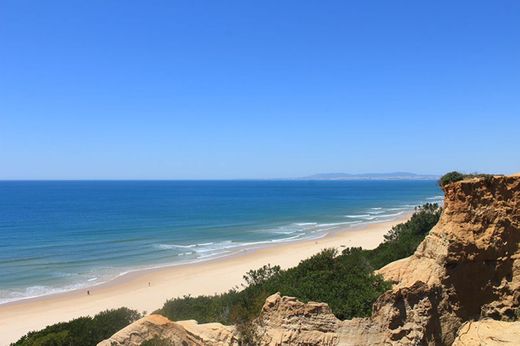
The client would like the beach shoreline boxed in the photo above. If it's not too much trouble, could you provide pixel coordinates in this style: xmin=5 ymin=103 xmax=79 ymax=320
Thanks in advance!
xmin=0 ymin=213 xmax=412 ymax=345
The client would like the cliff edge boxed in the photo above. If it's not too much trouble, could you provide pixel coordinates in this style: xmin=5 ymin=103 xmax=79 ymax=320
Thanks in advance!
xmin=377 ymin=174 xmax=520 ymax=344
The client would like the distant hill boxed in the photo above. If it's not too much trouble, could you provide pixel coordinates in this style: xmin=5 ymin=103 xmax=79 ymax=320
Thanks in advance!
xmin=296 ymin=172 xmax=439 ymax=181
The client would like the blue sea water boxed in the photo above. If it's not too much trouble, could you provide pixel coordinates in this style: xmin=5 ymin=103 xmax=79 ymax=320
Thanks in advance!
xmin=0 ymin=180 xmax=442 ymax=304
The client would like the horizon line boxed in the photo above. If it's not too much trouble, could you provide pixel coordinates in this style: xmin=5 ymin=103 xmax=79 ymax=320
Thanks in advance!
xmin=0 ymin=178 xmax=441 ymax=182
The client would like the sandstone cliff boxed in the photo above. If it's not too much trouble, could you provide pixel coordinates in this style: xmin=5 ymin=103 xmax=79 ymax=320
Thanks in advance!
xmin=377 ymin=174 xmax=520 ymax=344
xmin=99 ymin=175 xmax=520 ymax=346
xmin=452 ymin=319 xmax=520 ymax=345
xmin=97 ymin=314 xmax=238 ymax=346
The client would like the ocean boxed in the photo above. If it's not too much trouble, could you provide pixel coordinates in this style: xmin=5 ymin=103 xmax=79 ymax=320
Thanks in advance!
xmin=0 ymin=180 xmax=442 ymax=304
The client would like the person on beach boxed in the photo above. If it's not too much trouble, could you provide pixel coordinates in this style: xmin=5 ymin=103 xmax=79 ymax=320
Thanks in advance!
xmin=87 ymin=290 xmax=90 ymax=296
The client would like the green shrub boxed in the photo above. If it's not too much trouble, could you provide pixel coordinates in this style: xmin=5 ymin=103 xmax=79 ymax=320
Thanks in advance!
xmin=12 ymin=308 xmax=142 ymax=346
xmin=439 ymin=171 xmax=498 ymax=189
xmin=243 ymin=264 xmax=281 ymax=287
xmin=161 ymin=291 xmax=241 ymax=324
xmin=367 ymin=203 xmax=442 ymax=268
xmin=439 ymin=171 xmax=466 ymax=187
xmin=265 ymin=248 xmax=390 ymax=319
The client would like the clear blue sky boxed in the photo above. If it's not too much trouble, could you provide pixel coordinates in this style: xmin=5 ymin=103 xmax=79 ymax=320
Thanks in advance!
xmin=1 ymin=1 xmax=519 ymax=179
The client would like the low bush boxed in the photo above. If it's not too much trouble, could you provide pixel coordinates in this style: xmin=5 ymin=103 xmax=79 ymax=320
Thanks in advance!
xmin=439 ymin=171 xmax=498 ymax=189
xmin=438 ymin=171 xmax=466 ymax=187
xmin=12 ymin=308 xmax=142 ymax=346
xmin=366 ymin=203 xmax=442 ymax=268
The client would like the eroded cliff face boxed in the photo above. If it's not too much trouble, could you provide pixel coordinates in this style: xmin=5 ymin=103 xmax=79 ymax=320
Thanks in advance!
xmin=98 ymin=175 xmax=520 ymax=346
xmin=377 ymin=175 xmax=520 ymax=345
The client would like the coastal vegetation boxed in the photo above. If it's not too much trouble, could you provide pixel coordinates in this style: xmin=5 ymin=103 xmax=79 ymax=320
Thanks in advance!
xmin=11 ymin=203 xmax=442 ymax=346
xmin=11 ymin=308 xmax=141 ymax=346
xmin=438 ymin=171 xmax=497 ymax=188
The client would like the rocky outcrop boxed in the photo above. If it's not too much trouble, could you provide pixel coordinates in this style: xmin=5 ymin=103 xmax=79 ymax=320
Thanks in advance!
xmin=256 ymin=293 xmax=341 ymax=345
xmin=376 ymin=174 xmax=520 ymax=344
xmin=97 ymin=314 xmax=238 ymax=346
xmin=99 ymin=175 xmax=520 ymax=345
xmin=452 ymin=319 xmax=520 ymax=345
xmin=97 ymin=295 xmax=344 ymax=346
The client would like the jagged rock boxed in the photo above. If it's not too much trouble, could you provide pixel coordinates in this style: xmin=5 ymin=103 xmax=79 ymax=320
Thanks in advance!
xmin=256 ymin=293 xmax=340 ymax=345
xmin=452 ymin=319 xmax=520 ymax=345
xmin=97 ymin=314 xmax=238 ymax=346
xmin=97 ymin=314 xmax=192 ymax=345
xmin=176 ymin=320 xmax=238 ymax=345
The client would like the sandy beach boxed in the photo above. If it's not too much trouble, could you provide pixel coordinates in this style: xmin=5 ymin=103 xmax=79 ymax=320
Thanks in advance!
xmin=0 ymin=214 xmax=411 ymax=345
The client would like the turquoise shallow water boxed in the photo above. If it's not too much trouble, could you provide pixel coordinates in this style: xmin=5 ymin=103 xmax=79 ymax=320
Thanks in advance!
xmin=0 ymin=180 xmax=442 ymax=304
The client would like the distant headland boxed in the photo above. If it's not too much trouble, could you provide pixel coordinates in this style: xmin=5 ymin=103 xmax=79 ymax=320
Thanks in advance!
xmin=294 ymin=172 xmax=439 ymax=181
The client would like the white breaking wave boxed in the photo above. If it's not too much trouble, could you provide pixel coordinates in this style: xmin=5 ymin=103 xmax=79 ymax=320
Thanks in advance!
xmin=375 ymin=211 xmax=404 ymax=218
xmin=155 ymin=242 xmax=216 ymax=250
xmin=294 ymin=222 xmax=318 ymax=226
xmin=0 ymin=281 xmax=94 ymax=305
xmin=367 ymin=210 xmax=386 ymax=215
xmin=319 ymin=221 xmax=362 ymax=227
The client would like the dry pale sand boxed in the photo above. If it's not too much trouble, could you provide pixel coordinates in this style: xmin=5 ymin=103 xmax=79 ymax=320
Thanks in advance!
xmin=0 ymin=214 xmax=411 ymax=345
